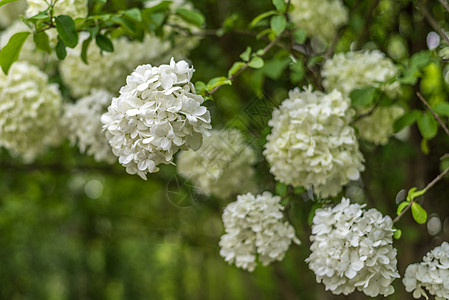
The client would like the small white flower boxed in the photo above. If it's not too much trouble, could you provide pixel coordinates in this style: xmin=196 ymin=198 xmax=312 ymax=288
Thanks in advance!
xmin=177 ymin=129 xmax=257 ymax=199
xmin=219 ymin=192 xmax=300 ymax=272
xmin=0 ymin=61 xmax=62 ymax=161
xmin=102 ymin=58 xmax=211 ymax=179
xmin=403 ymin=242 xmax=449 ymax=300
xmin=263 ymin=86 xmax=365 ymax=198
xmin=26 ymin=0 xmax=87 ymax=18
xmin=63 ymin=89 xmax=116 ymax=163
xmin=306 ymin=198 xmax=400 ymax=297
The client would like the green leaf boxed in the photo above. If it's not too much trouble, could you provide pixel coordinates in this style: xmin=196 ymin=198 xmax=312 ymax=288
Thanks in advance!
xmin=397 ymin=201 xmax=409 ymax=215
xmin=393 ymin=229 xmax=402 ymax=239
xmin=194 ymin=81 xmax=207 ymax=94
xmin=175 ymin=8 xmax=205 ymax=27
xmin=272 ymin=0 xmax=285 ymax=12
xmin=206 ymin=76 xmax=231 ymax=91
xmin=410 ymin=51 xmax=432 ymax=70
xmin=290 ymin=60 xmax=305 ymax=83
xmin=263 ymin=57 xmax=289 ymax=80
xmin=80 ymin=36 xmax=92 ymax=64
xmin=27 ymin=11 xmax=50 ymax=21
xmin=240 ymin=47 xmax=251 ymax=62
xmin=228 ymin=61 xmax=245 ymax=77
xmin=433 ymin=102 xmax=449 ymax=117
xmin=0 ymin=31 xmax=30 ymax=74
xmin=124 ymin=8 xmax=142 ymax=22
xmin=411 ymin=202 xmax=427 ymax=224
xmin=275 ymin=182 xmax=288 ymax=197
xmin=250 ymin=10 xmax=276 ymax=27
xmin=350 ymin=86 xmax=378 ymax=108
xmin=110 ymin=16 xmax=136 ymax=34
xmin=394 ymin=110 xmax=420 ymax=132
xmin=417 ymin=111 xmax=437 ymax=139
xmin=95 ymin=34 xmax=114 ymax=52
xmin=270 ymin=15 xmax=286 ymax=36
xmin=33 ymin=31 xmax=51 ymax=53
xmin=421 ymin=138 xmax=429 ymax=155
xmin=0 ymin=0 xmax=19 ymax=7
xmin=248 ymin=56 xmax=264 ymax=69
xmin=293 ymin=29 xmax=306 ymax=44
xmin=55 ymin=15 xmax=78 ymax=48
xmin=55 ymin=39 xmax=67 ymax=60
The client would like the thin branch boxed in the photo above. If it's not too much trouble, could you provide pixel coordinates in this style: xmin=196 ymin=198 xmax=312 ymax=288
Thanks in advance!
xmin=417 ymin=92 xmax=449 ymax=137
xmin=393 ymin=166 xmax=449 ymax=223
xmin=350 ymin=93 xmax=384 ymax=125
xmin=417 ymin=1 xmax=449 ymax=45
xmin=438 ymin=0 xmax=449 ymax=14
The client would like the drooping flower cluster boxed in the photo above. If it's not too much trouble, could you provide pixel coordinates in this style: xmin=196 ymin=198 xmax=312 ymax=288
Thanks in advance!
xmin=26 ymin=0 xmax=87 ymax=18
xmin=0 ymin=0 xmax=26 ymax=27
xmin=290 ymin=0 xmax=348 ymax=43
xmin=263 ymin=87 xmax=365 ymax=198
xmin=354 ymin=106 xmax=405 ymax=145
xmin=63 ymin=89 xmax=116 ymax=163
xmin=0 ymin=62 xmax=62 ymax=161
xmin=403 ymin=242 xmax=449 ymax=300
xmin=306 ymin=198 xmax=400 ymax=297
xmin=101 ymin=59 xmax=211 ymax=179
xmin=177 ymin=129 xmax=257 ymax=199
xmin=219 ymin=192 xmax=300 ymax=272
xmin=322 ymin=50 xmax=400 ymax=97
xmin=59 ymin=34 xmax=194 ymax=98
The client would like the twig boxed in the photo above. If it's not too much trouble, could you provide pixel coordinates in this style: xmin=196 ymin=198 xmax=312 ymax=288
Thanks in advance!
xmin=417 ymin=92 xmax=449 ymax=137
xmin=350 ymin=93 xmax=384 ymax=125
xmin=393 ymin=165 xmax=449 ymax=223
xmin=417 ymin=1 xmax=449 ymax=45
xmin=438 ymin=0 xmax=449 ymax=14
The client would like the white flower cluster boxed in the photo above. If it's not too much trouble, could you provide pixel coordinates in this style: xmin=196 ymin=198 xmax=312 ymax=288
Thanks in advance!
xmin=59 ymin=34 xmax=193 ymax=98
xmin=219 ymin=192 xmax=300 ymax=272
xmin=0 ymin=0 xmax=26 ymax=27
xmin=306 ymin=198 xmax=400 ymax=297
xmin=263 ymin=87 xmax=364 ymax=198
xmin=177 ymin=129 xmax=257 ymax=199
xmin=0 ymin=62 xmax=62 ymax=161
xmin=101 ymin=59 xmax=211 ymax=179
xmin=26 ymin=0 xmax=87 ymax=18
xmin=403 ymin=242 xmax=449 ymax=300
xmin=322 ymin=50 xmax=400 ymax=97
xmin=354 ymin=106 xmax=405 ymax=145
xmin=290 ymin=0 xmax=348 ymax=43
xmin=63 ymin=89 xmax=116 ymax=163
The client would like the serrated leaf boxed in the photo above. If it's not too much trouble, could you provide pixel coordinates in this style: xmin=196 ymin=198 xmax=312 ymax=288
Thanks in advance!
xmin=250 ymin=10 xmax=276 ymax=27
xmin=397 ymin=201 xmax=409 ymax=215
xmin=272 ymin=0 xmax=285 ymax=12
xmin=0 ymin=0 xmax=19 ymax=7
xmin=0 ymin=31 xmax=30 ymax=74
xmin=240 ymin=46 xmax=251 ymax=62
xmin=417 ymin=111 xmax=437 ymax=139
xmin=55 ymin=38 xmax=67 ymax=60
xmin=394 ymin=110 xmax=420 ymax=132
xmin=124 ymin=8 xmax=142 ymax=22
xmin=95 ymin=34 xmax=114 ymax=52
xmin=393 ymin=229 xmax=402 ymax=239
xmin=350 ymin=86 xmax=378 ymax=107
xmin=55 ymin=15 xmax=78 ymax=48
xmin=248 ymin=56 xmax=264 ymax=69
xmin=433 ymin=102 xmax=449 ymax=117
xmin=228 ymin=61 xmax=245 ymax=77
xmin=411 ymin=202 xmax=427 ymax=224
xmin=293 ymin=29 xmax=306 ymax=44
xmin=33 ymin=31 xmax=51 ymax=53
xmin=175 ymin=8 xmax=205 ymax=27
xmin=80 ymin=36 xmax=92 ymax=64
xmin=270 ymin=15 xmax=286 ymax=36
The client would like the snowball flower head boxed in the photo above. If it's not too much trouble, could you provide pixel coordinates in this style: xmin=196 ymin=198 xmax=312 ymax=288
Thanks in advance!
xmin=306 ymin=198 xmax=400 ymax=297
xmin=63 ymin=89 xmax=116 ymax=163
xmin=290 ymin=0 xmax=348 ymax=43
xmin=403 ymin=242 xmax=449 ymax=300
xmin=0 ymin=0 xmax=26 ymax=27
xmin=263 ymin=86 xmax=364 ymax=198
xmin=219 ymin=192 xmax=300 ymax=272
xmin=177 ymin=129 xmax=257 ymax=199
xmin=101 ymin=58 xmax=211 ymax=179
xmin=26 ymin=0 xmax=87 ymax=18
xmin=322 ymin=50 xmax=400 ymax=97
xmin=0 ymin=62 xmax=62 ymax=161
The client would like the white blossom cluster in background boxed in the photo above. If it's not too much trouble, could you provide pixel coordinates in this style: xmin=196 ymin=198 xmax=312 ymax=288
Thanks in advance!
xmin=306 ymin=198 xmax=400 ymax=297
xmin=290 ymin=0 xmax=348 ymax=44
xmin=0 ymin=0 xmax=26 ymax=27
xmin=264 ymin=86 xmax=365 ymax=198
xmin=25 ymin=0 xmax=87 ymax=18
xmin=219 ymin=192 xmax=300 ymax=272
xmin=0 ymin=62 xmax=62 ymax=161
xmin=63 ymin=89 xmax=116 ymax=164
xmin=177 ymin=129 xmax=257 ymax=199
xmin=403 ymin=242 xmax=449 ymax=300
xmin=101 ymin=59 xmax=211 ymax=179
